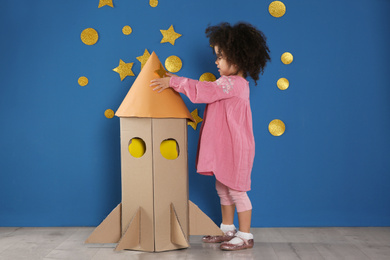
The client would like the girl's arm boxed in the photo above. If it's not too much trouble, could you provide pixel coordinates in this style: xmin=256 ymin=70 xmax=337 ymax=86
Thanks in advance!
xmin=150 ymin=73 xmax=173 ymax=93
xmin=151 ymin=75 xmax=237 ymax=104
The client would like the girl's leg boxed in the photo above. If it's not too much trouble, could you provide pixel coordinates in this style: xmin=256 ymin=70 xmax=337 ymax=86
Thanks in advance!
xmin=220 ymin=188 xmax=254 ymax=250
xmin=237 ymin=209 xmax=252 ymax=233
xmin=228 ymin=188 xmax=252 ymax=232
xmin=216 ymin=180 xmax=236 ymax=226
xmin=202 ymin=180 xmax=237 ymax=243
xmin=221 ymin=204 xmax=235 ymax=225
xmin=216 ymin=180 xmax=241 ymax=237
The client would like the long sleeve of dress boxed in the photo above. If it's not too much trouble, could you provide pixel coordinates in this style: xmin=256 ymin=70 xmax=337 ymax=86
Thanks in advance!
xmin=170 ymin=76 xmax=240 ymax=104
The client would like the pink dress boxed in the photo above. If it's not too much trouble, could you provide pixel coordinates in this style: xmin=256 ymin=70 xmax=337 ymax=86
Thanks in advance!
xmin=170 ymin=75 xmax=255 ymax=191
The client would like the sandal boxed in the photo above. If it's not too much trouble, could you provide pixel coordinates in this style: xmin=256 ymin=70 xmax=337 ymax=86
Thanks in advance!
xmin=202 ymin=230 xmax=237 ymax=243
xmin=220 ymin=236 xmax=254 ymax=250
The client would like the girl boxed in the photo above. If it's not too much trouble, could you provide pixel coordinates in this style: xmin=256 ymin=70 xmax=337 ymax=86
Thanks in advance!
xmin=151 ymin=22 xmax=270 ymax=251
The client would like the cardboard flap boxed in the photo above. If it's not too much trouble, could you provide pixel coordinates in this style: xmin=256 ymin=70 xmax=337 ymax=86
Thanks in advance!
xmin=170 ymin=204 xmax=189 ymax=248
xmin=189 ymin=200 xmax=224 ymax=236
xmin=115 ymin=207 xmax=141 ymax=251
xmin=85 ymin=203 xmax=122 ymax=244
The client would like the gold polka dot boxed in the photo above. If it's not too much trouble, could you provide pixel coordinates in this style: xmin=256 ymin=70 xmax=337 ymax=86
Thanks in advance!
xmin=105 ymin=109 xmax=115 ymax=119
xmin=149 ymin=0 xmax=158 ymax=7
xmin=122 ymin=25 xmax=132 ymax=35
xmin=269 ymin=1 xmax=286 ymax=18
xmin=277 ymin=78 xmax=289 ymax=90
xmin=199 ymin=72 xmax=217 ymax=82
xmin=80 ymin=28 xmax=99 ymax=45
xmin=78 ymin=76 xmax=88 ymax=87
xmin=281 ymin=52 xmax=293 ymax=64
xmin=165 ymin=55 xmax=182 ymax=73
xmin=269 ymin=119 xmax=285 ymax=136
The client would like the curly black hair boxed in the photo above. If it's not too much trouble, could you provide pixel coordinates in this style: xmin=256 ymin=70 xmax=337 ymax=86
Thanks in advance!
xmin=205 ymin=22 xmax=271 ymax=85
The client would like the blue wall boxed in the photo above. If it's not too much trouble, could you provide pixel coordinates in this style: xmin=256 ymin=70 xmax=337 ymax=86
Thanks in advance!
xmin=1 ymin=0 xmax=389 ymax=227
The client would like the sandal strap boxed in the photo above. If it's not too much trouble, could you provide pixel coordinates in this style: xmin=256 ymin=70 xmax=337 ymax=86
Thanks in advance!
xmin=235 ymin=231 xmax=253 ymax=244
xmin=227 ymin=236 xmax=248 ymax=246
xmin=224 ymin=230 xmax=237 ymax=236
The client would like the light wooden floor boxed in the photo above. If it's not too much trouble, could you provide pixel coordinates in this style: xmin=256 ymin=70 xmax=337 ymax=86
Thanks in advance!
xmin=0 ymin=227 xmax=390 ymax=260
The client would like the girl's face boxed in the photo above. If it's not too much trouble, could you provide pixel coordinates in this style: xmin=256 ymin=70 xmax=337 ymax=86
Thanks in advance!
xmin=214 ymin=46 xmax=239 ymax=77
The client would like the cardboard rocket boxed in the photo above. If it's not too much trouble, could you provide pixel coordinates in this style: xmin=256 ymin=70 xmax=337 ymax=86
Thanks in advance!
xmin=85 ymin=52 xmax=223 ymax=252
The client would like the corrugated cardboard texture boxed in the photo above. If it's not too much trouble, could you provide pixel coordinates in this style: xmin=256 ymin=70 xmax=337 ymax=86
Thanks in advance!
xmin=84 ymin=203 xmax=121 ymax=244
xmin=118 ymin=117 xmax=189 ymax=252
xmin=115 ymin=208 xmax=141 ymax=251
xmin=115 ymin=52 xmax=193 ymax=121
xmin=120 ymin=118 xmax=154 ymax=251
xmin=152 ymin=118 xmax=189 ymax=251
xmin=189 ymin=201 xmax=224 ymax=236
xmin=170 ymin=204 xmax=189 ymax=248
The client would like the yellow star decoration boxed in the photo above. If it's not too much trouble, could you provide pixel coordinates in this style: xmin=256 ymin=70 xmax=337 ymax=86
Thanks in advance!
xmin=160 ymin=25 xmax=182 ymax=45
xmin=188 ymin=109 xmax=203 ymax=130
xmin=113 ymin=59 xmax=134 ymax=81
xmin=154 ymin=64 xmax=167 ymax=78
xmin=136 ymin=49 xmax=151 ymax=70
xmin=98 ymin=0 xmax=114 ymax=8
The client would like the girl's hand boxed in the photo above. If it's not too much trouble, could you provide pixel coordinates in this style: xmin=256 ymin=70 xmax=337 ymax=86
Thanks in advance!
xmin=150 ymin=73 xmax=175 ymax=93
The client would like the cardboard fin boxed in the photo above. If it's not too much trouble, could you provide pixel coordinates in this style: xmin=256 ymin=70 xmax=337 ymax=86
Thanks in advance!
xmin=189 ymin=200 xmax=224 ymax=236
xmin=170 ymin=204 xmax=189 ymax=248
xmin=85 ymin=203 xmax=121 ymax=244
xmin=115 ymin=208 xmax=141 ymax=251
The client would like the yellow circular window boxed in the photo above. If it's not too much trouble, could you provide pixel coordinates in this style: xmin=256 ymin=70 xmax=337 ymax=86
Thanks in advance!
xmin=160 ymin=139 xmax=179 ymax=160
xmin=128 ymin=138 xmax=146 ymax=158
